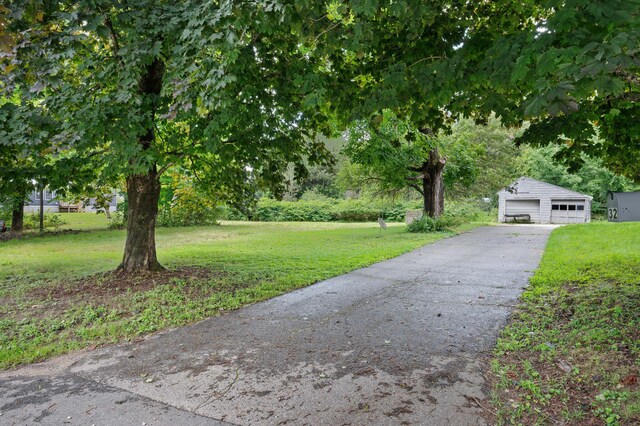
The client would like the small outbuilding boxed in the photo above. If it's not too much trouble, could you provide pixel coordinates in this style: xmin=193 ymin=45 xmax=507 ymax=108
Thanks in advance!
xmin=498 ymin=177 xmax=592 ymax=224
xmin=607 ymin=191 xmax=640 ymax=222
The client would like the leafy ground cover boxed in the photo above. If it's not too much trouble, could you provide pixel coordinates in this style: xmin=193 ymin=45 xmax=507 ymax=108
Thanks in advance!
xmin=490 ymin=222 xmax=640 ymax=425
xmin=0 ymin=220 xmax=481 ymax=369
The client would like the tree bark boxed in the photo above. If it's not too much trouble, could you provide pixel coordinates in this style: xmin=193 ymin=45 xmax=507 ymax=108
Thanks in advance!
xmin=118 ymin=56 xmax=166 ymax=273
xmin=118 ymin=169 xmax=164 ymax=272
xmin=421 ymin=148 xmax=446 ymax=218
xmin=11 ymin=207 xmax=23 ymax=233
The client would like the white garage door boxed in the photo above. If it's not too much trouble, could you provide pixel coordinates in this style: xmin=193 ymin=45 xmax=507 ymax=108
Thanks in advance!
xmin=505 ymin=200 xmax=540 ymax=223
xmin=551 ymin=201 xmax=586 ymax=223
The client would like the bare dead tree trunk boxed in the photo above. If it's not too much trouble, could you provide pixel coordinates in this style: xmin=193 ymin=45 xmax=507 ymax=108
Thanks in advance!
xmin=421 ymin=148 xmax=446 ymax=218
xmin=118 ymin=57 xmax=165 ymax=273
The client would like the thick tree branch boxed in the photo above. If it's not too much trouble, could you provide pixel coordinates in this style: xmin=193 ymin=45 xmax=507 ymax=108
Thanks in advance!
xmin=104 ymin=15 xmax=120 ymax=56
xmin=408 ymin=182 xmax=424 ymax=196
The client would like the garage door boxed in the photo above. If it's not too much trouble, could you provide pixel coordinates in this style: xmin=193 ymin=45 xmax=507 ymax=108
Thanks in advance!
xmin=505 ymin=200 xmax=540 ymax=223
xmin=551 ymin=201 xmax=586 ymax=223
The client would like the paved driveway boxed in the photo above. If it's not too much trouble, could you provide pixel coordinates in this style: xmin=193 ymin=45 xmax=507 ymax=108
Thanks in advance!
xmin=0 ymin=225 xmax=554 ymax=425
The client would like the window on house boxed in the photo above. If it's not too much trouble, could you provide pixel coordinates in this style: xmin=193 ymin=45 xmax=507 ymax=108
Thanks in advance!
xmin=552 ymin=204 xmax=560 ymax=210
xmin=560 ymin=205 xmax=568 ymax=210
xmin=577 ymin=205 xmax=584 ymax=211
xmin=568 ymin=205 xmax=576 ymax=211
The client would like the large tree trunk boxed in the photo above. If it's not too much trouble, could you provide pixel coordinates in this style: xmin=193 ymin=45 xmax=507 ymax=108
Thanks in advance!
xmin=11 ymin=207 xmax=23 ymax=233
xmin=421 ymin=149 xmax=446 ymax=218
xmin=118 ymin=169 xmax=164 ymax=272
xmin=118 ymin=57 xmax=166 ymax=273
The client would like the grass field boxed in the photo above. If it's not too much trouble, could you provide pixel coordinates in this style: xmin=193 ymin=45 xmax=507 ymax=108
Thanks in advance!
xmin=491 ymin=222 xmax=640 ymax=425
xmin=57 ymin=212 xmax=112 ymax=231
xmin=0 ymin=219 xmax=480 ymax=369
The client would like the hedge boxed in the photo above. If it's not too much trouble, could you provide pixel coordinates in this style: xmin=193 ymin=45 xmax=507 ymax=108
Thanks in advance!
xmin=227 ymin=199 xmax=422 ymax=222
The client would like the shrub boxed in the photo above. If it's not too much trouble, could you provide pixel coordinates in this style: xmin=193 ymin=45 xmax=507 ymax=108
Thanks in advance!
xmin=331 ymin=199 xmax=381 ymax=222
xmin=254 ymin=199 xmax=335 ymax=222
xmin=445 ymin=201 xmax=486 ymax=221
xmin=244 ymin=198 xmax=422 ymax=223
xmin=406 ymin=215 xmax=455 ymax=233
xmin=23 ymin=213 xmax=67 ymax=230
xmin=299 ymin=189 xmax=334 ymax=202
xmin=406 ymin=210 xmax=468 ymax=234
xmin=107 ymin=211 xmax=126 ymax=230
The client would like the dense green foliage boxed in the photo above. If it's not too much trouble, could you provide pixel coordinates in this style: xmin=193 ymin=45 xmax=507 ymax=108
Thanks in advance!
xmin=22 ymin=213 xmax=67 ymax=230
xmin=405 ymin=215 xmax=457 ymax=233
xmin=0 ymin=220 xmax=464 ymax=368
xmin=442 ymin=117 xmax=520 ymax=200
xmin=1 ymin=0 xmax=339 ymax=192
xmin=226 ymin=198 xmax=420 ymax=223
xmin=463 ymin=0 xmax=640 ymax=182
xmin=492 ymin=223 xmax=640 ymax=424
xmin=520 ymin=145 xmax=638 ymax=212
xmin=406 ymin=203 xmax=490 ymax=233
xmin=343 ymin=111 xmax=473 ymax=207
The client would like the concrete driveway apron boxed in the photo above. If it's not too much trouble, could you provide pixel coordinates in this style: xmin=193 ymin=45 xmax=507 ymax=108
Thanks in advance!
xmin=1 ymin=225 xmax=554 ymax=425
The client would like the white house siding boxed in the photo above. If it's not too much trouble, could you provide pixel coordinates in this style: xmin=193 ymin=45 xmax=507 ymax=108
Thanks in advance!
xmin=498 ymin=177 xmax=592 ymax=224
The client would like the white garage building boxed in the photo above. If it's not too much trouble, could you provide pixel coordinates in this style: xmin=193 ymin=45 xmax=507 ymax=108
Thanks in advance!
xmin=498 ymin=177 xmax=592 ymax=224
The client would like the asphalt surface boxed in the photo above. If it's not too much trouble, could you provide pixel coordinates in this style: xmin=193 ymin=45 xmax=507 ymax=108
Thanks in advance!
xmin=0 ymin=225 xmax=554 ymax=425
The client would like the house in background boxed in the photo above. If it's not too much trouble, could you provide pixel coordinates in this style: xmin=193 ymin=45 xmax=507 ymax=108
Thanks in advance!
xmin=24 ymin=189 xmax=118 ymax=213
xmin=498 ymin=177 xmax=592 ymax=224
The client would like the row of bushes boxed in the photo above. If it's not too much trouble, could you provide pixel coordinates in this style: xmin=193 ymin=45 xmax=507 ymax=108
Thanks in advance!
xmin=224 ymin=198 xmax=492 ymax=226
xmin=108 ymin=195 xmax=491 ymax=231
xmin=224 ymin=199 xmax=423 ymax=222
xmin=108 ymin=205 xmax=223 ymax=230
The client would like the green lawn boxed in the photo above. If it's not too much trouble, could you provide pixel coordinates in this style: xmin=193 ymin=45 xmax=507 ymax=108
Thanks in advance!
xmin=4 ymin=212 xmax=111 ymax=233
xmin=491 ymin=222 xmax=640 ymax=425
xmin=0 ymin=220 xmax=480 ymax=369
xmin=57 ymin=212 xmax=112 ymax=231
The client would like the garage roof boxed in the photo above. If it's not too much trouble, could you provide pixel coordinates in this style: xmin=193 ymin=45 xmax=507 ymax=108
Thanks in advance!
xmin=498 ymin=177 xmax=593 ymax=200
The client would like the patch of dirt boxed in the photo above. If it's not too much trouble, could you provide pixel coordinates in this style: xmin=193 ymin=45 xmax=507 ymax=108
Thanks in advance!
xmin=49 ymin=267 xmax=214 ymax=299
xmin=2 ymin=267 xmax=222 ymax=320
xmin=0 ymin=229 xmax=84 ymax=242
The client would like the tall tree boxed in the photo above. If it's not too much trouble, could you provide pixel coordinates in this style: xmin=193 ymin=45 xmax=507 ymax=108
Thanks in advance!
xmin=441 ymin=116 xmax=521 ymax=200
xmin=343 ymin=110 xmax=477 ymax=216
xmin=1 ymin=1 xmax=344 ymax=272
xmin=327 ymin=1 xmax=640 ymax=188
xmin=318 ymin=1 xmax=539 ymax=209
xmin=0 ymin=96 xmax=55 ymax=234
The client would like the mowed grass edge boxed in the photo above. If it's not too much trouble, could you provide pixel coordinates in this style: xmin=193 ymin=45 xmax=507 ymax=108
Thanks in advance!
xmin=0 ymin=220 xmax=483 ymax=369
xmin=490 ymin=222 xmax=640 ymax=425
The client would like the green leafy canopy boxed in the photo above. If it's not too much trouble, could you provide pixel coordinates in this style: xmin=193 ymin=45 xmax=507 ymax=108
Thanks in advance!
xmin=1 ymin=0 xmax=350 ymax=203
